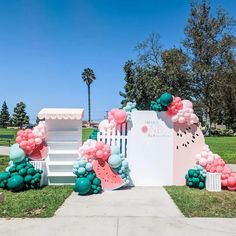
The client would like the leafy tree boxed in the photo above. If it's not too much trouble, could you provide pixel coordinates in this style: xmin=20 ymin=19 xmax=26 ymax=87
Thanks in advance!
xmin=82 ymin=68 xmax=96 ymax=125
xmin=160 ymin=48 xmax=192 ymax=99
xmin=182 ymin=0 xmax=236 ymax=135
xmin=135 ymin=33 xmax=162 ymax=68
xmin=119 ymin=60 xmax=137 ymax=106
xmin=12 ymin=102 xmax=29 ymax=128
xmin=0 ymin=101 xmax=10 ymax=128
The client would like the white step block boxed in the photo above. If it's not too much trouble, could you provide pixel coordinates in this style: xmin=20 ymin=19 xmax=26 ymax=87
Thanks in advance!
xmin=48 ymin=150 xmax=78 ymax=162
xmin=48 ymin=172 xmax=76 ymax=185
xmin=48 ymin=161 xmax=74 ymax=172
xmin=47 ymin=131 xmax=81 ymax=142
xmin=47 ymin=141 xmax=79 ymax=150
xmin=206 ymin=172 xmax=221 ymax=192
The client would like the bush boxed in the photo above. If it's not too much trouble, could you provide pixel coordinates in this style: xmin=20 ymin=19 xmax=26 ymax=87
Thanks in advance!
xmin=210 ymin=128 xmax=234 ymax=137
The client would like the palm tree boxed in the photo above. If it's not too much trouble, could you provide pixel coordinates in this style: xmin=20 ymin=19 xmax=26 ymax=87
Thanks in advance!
xmin=82 ymin=68 xmax=96 ymax=126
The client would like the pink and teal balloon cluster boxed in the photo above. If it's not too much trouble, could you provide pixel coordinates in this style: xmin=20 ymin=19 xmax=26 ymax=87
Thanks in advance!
xmin=16 ymin=122 xmax=47 ymax=156
xmin=196 ymin=145 xmax=236 ymax=191
xmin=0 ymin=145 xmax=42 ymax=191
xmin=185 ymin=168 xmax=206 ymax=189
xmin=108 ymin=146 xmax=130 ymax=185
xmin=73 ymin=157 xmax=102 ymax=195
xmin=79 ymin=140 xmax=111 ymax=163
xmin=150 ymin=92 xmax=173 ymax=111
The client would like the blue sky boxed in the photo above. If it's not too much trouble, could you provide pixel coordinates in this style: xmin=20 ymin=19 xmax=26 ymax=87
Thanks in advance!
xmin=0 ymin=0 xmax=235 ymax=122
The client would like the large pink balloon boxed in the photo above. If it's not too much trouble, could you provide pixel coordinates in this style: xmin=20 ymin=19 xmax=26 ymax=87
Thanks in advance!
xmin=113 ymin=110 xmax=127 ymax=124
xmin=182 ymin=100 xmax=193 ymax=109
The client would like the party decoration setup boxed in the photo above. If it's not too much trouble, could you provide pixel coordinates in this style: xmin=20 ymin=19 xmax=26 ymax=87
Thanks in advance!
xmin=1 ymin=94 xmax=235 ymax=195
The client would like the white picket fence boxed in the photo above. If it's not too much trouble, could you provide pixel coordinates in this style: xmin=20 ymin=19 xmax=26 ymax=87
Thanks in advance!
xmin=97 ymin=122 xmax=131 ymax=157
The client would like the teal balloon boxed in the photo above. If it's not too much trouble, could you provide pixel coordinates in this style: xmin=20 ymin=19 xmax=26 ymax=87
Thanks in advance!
xmin=93 ymin=177 xmax=101 ymax=185
xmin=7 ymin=175 xmax=24 ymax=191
xmin=24 ymin=175 xmax=33 ymax=183
xmin=74 ymin=178 xmax=91 ymax=195
xmin=85 ymin=163 xmax=93 ymax=171
xmin=77 ymin=167 xmax=86 ymax=175
xmin=110 ymin=146 xmax=120 ymax=155
xmin=78 ymin=159 xmax=86 ymax=167
xmin=160 ymin=92 xmax=173 ymax=106
xmin=108 ymin=154 xmax=122 ymax=168
xmin=0 ymin=172 xmax=10 ymax=181
xmin=9 ymin=144 xmax=25 ymax=163
xmin=122 ymin=160 xmax=128 ymax=168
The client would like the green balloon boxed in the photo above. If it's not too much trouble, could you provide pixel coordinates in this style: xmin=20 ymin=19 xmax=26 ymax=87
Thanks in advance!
xmin=93 ymin=177 xmax=101 ymax=186
xmin=0 ymin=172 xmax=10 ymax=181
xmin=24 ymin=175 xmax=33 ymax=183
xmin=160 ymin=92 xmax=173 ymax=106
xmin=19 ymin=168 xmax=27 ymax=176
xmin=188 ymin=169 xmax=195 ymax=178
xmin=188 ymin=181 xmax=193 ymax=187
xmin=7 ymin=175 xmax=24 ymax=191
xmin=87 ymin=173 xmax=95 ymax=182
xmin=192 ymin=177 xmax=200 ymax=185
xmin=27 ymin=168 xmax=36 ymax=176
xmin=199 ymin=182 xmax=205 ymax=189
xmin=9 ymin=166 xmax=16 ymax=173
xmin=74 ymin=178 xmax=91 ymax=195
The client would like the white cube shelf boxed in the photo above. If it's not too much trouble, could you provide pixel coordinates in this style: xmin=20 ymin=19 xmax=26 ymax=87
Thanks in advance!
xmin=38 ymin=108 xmax=84 ymax=185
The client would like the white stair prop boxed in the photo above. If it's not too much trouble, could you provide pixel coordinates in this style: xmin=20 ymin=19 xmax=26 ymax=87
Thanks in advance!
xmin=30 ymin=161 xmax=48 ymax=186
xmin=46 ymin=130 xmax=81 ymax=185
xmin=206 ymin=172 xmax=221 ymax=192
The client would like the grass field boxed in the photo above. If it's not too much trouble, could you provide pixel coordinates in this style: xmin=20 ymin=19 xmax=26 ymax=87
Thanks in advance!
xmin=0 ymin=186 xmax=72 ymax=217
xmin=165 ymin=186 xmax=236 ymax=217
xmin=0 ymin=128 xmax=18 ymax=146
xmin=205 ymin=137 xmax=236 ymax=164
xmin=0 ymin=128 xmax=93 ymax=218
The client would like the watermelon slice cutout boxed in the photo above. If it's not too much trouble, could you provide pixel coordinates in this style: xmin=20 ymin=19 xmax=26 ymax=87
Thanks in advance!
xmin=29 ymin=142 xmax=48 ymax=161
xmin=93 ymin=159 xmax=125 ymax=190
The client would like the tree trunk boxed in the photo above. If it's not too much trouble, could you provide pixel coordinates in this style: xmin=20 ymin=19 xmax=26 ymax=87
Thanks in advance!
xmin=204 ymin=111 xmax=211 ymax=136
xmin=88 ymin=85 xmax=91 ymax=126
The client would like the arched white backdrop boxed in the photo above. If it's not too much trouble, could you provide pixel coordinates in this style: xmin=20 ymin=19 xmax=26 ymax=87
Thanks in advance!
xmin=127 ymin=111 xmax=204 ymax=186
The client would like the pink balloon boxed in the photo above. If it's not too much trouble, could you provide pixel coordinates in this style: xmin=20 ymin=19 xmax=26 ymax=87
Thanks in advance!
xmin=227 ymin=177 xmax=236 ymax=187
xmin=171 ymin=115 xmax=178 ymax=122
xmin=20 ymin=140 xmax=27 ymax=148
xmin=182 ymin=100 xmax=193 ymax=109
xmin=96 ymin=150 xmax=104 ymax=159
xmin=113 ymin=110 xmax=127 ymax=124
xmin=35 ymin=138 xmax=42 ymax=145
xmin=28 ymin=138 xmax=35 ymax=145
xmin=28 ymin=133 xmax=35 ymax=139
xmin=199 ymin=158 xmax=207 ymax=166
xmin=178 ymin=117 xmax=185 ymax=123
xmin=16 ymin=136 xmax=22 ymax=143
xmin=17 ymin=130 xmax=24 ymax=136
xmin=25 ymin=128 xmax=32 ymax=134
xmin=96 ymin=141 xmax=104 ymax=150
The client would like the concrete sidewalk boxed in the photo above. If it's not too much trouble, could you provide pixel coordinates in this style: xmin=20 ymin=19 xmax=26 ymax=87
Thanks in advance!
xmin=0 ymin=187 xmax=236 ymax=236
xmin=0 ymin=146 xmax=9 ymax=155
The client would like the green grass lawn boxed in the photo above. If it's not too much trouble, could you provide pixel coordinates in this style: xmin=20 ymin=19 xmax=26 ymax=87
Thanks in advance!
xmin=0 ymin=155 xmax=8 ymax=172
xmin=0 ymin=128 xmax=93 ymax=218
xmin=82 ymin=127 xmax=93 ymax=143
xmin=0 ymin=186 xmax=72 ymax=218
xmin=0 ymin=127 xmax=93 ymax=146
xmin=165 ymin=186 xmax=236 ymax=217
xmin=205 ymin=137 xmax=236 ymax=164
xmin=0 ymin=128 xmax=18 ymax=146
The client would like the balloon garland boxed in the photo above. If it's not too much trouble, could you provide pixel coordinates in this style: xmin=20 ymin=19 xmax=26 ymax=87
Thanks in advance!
xmin=185 ymin=166 xmax=206 ymax=189
xmin=74 ymin=139 xmax=131 ymax=194
xmin=0 ymin=144 xmax=43 ymax=191
xmin=73 ymin=157 xmax=102 ymax=195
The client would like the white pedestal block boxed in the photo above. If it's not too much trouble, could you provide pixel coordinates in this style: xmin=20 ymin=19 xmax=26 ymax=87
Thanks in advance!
xmin=206 ymin=172 xmax=221 ymax=192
